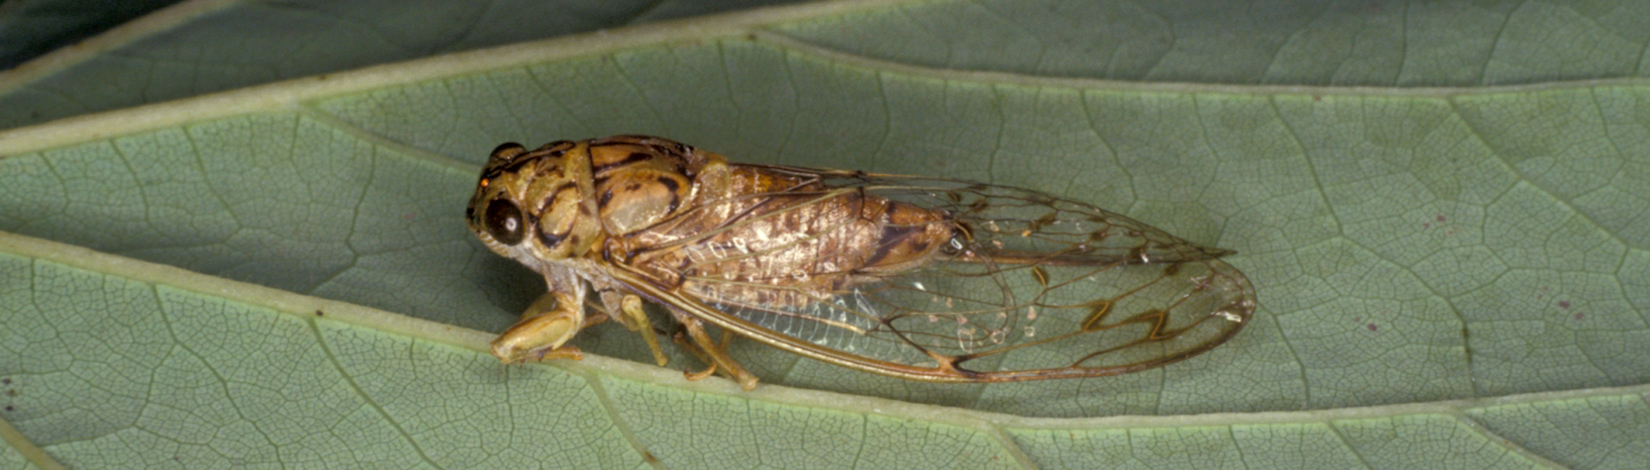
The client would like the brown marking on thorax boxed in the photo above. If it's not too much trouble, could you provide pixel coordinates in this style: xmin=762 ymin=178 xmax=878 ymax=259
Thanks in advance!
xmin=584 ymin=136 xmax=707 ymax=236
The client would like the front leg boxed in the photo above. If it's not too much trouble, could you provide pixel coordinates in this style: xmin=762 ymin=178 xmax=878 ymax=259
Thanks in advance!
xmin=491 ymin=290 xmax=588 ymax=363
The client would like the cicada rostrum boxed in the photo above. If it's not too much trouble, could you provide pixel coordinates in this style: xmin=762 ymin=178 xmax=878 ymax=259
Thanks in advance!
xmin=466 ymin=135 xmax=1255 ymax=390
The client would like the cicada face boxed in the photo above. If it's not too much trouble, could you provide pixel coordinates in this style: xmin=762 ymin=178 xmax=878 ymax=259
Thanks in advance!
xmin=466 ymin=141 xmax=604 ymax=271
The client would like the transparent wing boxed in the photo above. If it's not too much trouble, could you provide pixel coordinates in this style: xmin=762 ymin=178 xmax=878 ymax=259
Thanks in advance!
xmin=623 ymin=167 xmax=1257 ymax=382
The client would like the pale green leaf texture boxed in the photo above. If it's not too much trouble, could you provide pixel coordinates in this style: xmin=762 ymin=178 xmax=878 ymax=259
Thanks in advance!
xmin=2 ymin=0 xmax=1649 ymax=468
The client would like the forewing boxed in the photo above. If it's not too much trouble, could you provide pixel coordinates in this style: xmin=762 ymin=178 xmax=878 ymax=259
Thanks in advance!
xmin=634 ymin=167 xmax=1256 ymax=381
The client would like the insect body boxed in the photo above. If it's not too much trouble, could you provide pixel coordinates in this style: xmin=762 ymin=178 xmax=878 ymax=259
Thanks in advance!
xmin=467 ymin=136 xmax=1255 ymax=390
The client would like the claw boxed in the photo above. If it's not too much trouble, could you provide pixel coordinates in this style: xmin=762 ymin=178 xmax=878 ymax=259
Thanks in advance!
xmin=684 ymin=363 xmax=718 ymax=381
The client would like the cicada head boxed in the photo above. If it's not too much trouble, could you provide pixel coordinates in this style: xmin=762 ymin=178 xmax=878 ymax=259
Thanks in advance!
xmin=466 ymin=140 xmax=604 ymax=271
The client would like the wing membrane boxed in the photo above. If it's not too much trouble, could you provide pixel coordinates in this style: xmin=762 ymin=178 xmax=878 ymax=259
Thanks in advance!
xmin=625 ymin=166 xmax=1256 ymax=381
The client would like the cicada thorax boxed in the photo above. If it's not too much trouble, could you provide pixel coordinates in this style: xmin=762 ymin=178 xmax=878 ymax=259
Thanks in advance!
xmin=583 ymin=136 xmax=706 ymax=236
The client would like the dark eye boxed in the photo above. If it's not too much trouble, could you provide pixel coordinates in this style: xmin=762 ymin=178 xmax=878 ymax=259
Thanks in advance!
xmin=483 ymin=198 xmax=526 ymax=245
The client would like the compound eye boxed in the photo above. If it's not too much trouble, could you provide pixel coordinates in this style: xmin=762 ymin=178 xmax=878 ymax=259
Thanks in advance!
xmin=491 ymin=142 xmax=526 ymax=161
xmin=483 ymin=198 xmax=526 ymax=245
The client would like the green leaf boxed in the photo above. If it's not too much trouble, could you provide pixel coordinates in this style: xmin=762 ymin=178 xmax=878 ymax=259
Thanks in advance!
xmin=4 ymin=0 xmax=1649 ymax=468
xmin=0 ymin=0 xmax=821 ymax=130
xmin=0 ymin=0 xmax=181 ymax=70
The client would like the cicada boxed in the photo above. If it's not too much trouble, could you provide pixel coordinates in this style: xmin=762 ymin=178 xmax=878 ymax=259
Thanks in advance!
xmin=466 ymin=135 xmax=1255 ymax=390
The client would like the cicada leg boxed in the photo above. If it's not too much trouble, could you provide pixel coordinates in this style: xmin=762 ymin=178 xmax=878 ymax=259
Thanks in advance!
xmin=587 ymin=281 xmax=672 ymax=367
xmin=490 ymin=291 xmax=587 ymax=363
xmin=668 ymin=310 xmax=758 ymax=390
xmin=669 ymin=329 xmax=716 ymax=377
xmin=611 ymin=292 xmax=669 ymax=367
